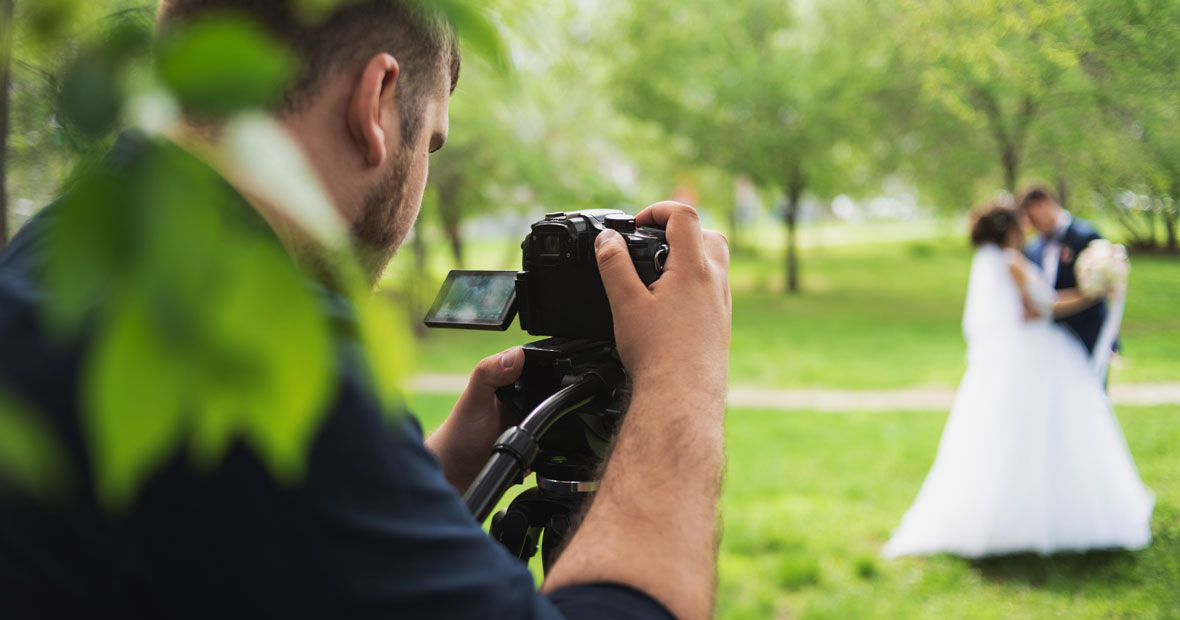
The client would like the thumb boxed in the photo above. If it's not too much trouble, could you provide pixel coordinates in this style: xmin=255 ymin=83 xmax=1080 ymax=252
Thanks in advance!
xmin=458 ymin=346 xmax=524 ymax=405
xmin=595 ymin=229 xmax=648 ymax=305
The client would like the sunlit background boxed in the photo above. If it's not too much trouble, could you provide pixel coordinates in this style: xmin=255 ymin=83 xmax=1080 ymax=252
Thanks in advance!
xmin=2 ymin=0 xmax=1179 ymax=617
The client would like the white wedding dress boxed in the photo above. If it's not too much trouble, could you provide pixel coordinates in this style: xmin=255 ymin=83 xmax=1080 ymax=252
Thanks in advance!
xmin=883 ymin=244 xmax=1154 ymax=558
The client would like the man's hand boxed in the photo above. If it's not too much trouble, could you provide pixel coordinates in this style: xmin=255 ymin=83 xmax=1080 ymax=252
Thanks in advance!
xmin=542 ymin=201 xmax=731 ymax=620
xmin=594 ymin=201 xmax=732 ymax=395
xmin=425 ymin=346 xmax=524 ymax=494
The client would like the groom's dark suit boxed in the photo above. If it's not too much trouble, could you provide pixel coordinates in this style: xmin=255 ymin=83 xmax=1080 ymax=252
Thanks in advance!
xmin=1025 ymin=216 xmax=1108 ymax=355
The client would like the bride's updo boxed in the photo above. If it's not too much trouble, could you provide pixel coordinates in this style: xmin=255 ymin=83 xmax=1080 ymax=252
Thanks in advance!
xmin=970 ymin=200 xmax=1020 ymax=248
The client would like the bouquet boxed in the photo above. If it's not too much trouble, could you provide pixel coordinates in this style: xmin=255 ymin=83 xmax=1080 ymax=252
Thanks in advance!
xmin=1075 ymin=239 xmax=1130 ymax=298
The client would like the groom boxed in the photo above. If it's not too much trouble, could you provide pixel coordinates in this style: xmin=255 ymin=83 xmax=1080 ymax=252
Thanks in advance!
xmin=1020 ymin=187 xmax=1109 ymax=355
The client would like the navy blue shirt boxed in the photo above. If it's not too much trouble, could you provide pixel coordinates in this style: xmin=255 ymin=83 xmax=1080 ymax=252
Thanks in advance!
xmin=0 ymin=133 xmax=672 ymax=619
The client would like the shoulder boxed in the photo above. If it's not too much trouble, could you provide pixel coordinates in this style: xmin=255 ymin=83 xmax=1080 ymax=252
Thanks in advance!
xmin=1022 ymin=238 xmax=1042 ymax=259
xmin=1068 ymin=217 xmax=1102 ymax=242
xmin=1004 ymin=250 xmax=1027 ymax=282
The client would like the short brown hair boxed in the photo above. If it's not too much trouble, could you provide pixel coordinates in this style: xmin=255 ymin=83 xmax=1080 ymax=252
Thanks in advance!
xmin=157 ymin=0 xmax=460 ymax=140
xmin=1018 ymin=187 xmax=1056 ymax=211
xmin=970 ymin=200 xmax=1020 ymax=248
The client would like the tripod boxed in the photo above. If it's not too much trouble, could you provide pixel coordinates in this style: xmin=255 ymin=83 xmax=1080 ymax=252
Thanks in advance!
xmin=462 ymin=338 xmax=627 ymax=573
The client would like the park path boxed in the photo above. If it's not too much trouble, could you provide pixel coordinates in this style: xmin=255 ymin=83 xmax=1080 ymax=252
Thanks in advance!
xmin=409 ymin=373 xmax=1180 ymax=412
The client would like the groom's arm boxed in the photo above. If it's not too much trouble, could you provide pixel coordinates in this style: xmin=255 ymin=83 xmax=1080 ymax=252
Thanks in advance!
xmin=1053 ymin=289 xmax=1102 ymax=319
xmin=1053 ymin=227 xmax=1106 ymax=319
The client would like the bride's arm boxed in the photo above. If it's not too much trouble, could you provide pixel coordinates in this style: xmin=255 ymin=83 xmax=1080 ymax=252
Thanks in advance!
xmin=1006 ymin=259 xmax=1044 ymax=320
xmin=1053 ymin=288 xmax=1103 ymax=318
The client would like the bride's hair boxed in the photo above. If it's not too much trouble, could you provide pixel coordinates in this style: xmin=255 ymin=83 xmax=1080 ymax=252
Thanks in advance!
xmin=970 ymin=200 xmax=1020 ymax=248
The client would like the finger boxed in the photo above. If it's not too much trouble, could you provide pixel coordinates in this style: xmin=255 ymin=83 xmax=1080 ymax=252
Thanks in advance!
xmin=595 ymin=228 xmax=649 ymax=305
xmin=702 ymin=230 xmax=730 ymax=270
xmin=455 ymin=346 xmax=524 ymax=410
xmin=635 ymin=201 xmax=703 ymax=264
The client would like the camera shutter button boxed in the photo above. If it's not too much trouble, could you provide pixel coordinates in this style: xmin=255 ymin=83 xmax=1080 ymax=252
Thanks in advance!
xmin=604 ymin=214 xmax=636 ymax=233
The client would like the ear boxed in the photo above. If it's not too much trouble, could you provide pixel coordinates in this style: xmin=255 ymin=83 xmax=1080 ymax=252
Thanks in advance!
xmin=347 ymin=53 xmax=400 ymax=168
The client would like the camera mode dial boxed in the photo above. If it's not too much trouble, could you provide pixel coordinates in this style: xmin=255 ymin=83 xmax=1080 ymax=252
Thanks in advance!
xmin=603 ymin=214 xmax=636 ymax=233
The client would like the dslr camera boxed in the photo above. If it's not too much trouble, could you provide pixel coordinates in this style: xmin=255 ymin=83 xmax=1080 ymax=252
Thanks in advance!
xmin=425 ymin=209 xmax=668 ymax=340
xmin=424 ymin=209 xmax=668 ymax=571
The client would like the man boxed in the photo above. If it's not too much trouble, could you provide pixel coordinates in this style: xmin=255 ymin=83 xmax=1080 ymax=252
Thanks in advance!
xmin=0 ymin=1 xmax=731 ymax=618
xmin=1020 ymin=187 xmax=1108 ymax=355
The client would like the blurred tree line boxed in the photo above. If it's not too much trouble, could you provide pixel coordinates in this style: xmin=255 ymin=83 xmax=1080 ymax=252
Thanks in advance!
xmin=2 ymin=0 xmax=1178 ymax=284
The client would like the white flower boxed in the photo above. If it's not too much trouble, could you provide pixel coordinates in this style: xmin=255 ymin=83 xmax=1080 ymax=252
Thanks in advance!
xmin=1076 ymin=239 xmax=1130 ymax=298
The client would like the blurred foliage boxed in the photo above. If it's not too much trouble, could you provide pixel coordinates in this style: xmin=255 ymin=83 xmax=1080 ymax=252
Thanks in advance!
xmin=0 ymin=386 xmax=73 ymax=503
xmin=156 ymin=14 xmax=297 ymax=117
xmin=0 ymin=0 xmax=496 ymax=509
xmin=44 ymin=139 xmax=337 ymax=511
xmin=2 ymin=0 xmax=1180 ymax=507
xmin=1082 ymin=0 xmax=1180 ymax=250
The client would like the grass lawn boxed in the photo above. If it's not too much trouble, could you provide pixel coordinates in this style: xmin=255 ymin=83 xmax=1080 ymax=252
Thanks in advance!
xmin=396 ymin=221 xmax=1180 ymax=388
xmin=408 ymin=394 xmax=1180 ymax=619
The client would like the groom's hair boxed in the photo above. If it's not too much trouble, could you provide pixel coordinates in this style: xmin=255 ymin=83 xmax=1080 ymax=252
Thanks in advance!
xmin=1019 ymin=187 xmax=1057 ymax=211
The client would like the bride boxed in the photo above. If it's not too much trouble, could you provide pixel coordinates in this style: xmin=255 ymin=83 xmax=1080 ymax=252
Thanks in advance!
xmin=883 ymin=201 xmax=1154 ymax=558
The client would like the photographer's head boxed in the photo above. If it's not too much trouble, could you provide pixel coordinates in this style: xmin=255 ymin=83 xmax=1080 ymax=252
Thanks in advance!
xmin=157 ymin=0 xmax=460 ymax=282
xmin=1019 ymin=187 xmax=1063 ymax=237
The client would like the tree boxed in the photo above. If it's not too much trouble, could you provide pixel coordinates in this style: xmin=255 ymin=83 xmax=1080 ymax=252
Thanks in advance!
xmin=1080 ymin=0 xmax=1180 ymax=251
xmin=424 ymin=0 xmax=630 ymax=268
xmin=603 ymin=0 xmax=893 ymax=293
xmin=889 ymin=0 xmax=1096 ymax=204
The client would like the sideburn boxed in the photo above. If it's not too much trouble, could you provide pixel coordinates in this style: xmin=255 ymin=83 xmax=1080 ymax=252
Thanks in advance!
xmin=351 ymin=144 xmax=417 ymax=287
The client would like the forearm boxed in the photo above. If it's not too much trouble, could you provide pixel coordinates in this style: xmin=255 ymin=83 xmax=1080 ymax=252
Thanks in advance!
xmin=1053 ymin=288 xmax=1101 ymax=319
xmin=541 ymin=372 xmax=727 ymax=620
xmin=424 ymin=423 xmax=481 ymax=494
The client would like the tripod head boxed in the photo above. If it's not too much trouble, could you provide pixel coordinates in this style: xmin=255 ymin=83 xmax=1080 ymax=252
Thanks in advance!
xmin=461 ymin=338 xmax=628 ymax=572
xmin=497 ymin=339 xmax=628 ymax=480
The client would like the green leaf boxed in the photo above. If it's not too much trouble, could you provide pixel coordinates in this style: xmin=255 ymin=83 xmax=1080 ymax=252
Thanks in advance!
xmin=84 ymin=292 xmax=187 ymax=514
xmin=156 ymin=13 xmax=297 ymax=117
xmin=0 ymin=388 xmax=73 ymax=503
xmin=56 ymin=48 xmax=123 ymax=138
xmin=414 ymin=0 xmax=512 ymax=75
xmin=354 ymin=293 xmax=413 ymax=415
xmin=42 ymin=163 xmax=137 ymax=337
xmin=21 ymin=0 xmax=83 ymax=44
xmin=209 ymin=242 xmax=336 ymax=484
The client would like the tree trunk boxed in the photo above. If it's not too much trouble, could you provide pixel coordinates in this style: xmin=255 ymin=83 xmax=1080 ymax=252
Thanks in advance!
xmin=1001 ymin=143 xmax=1019 ymax=194
xmin=782 ymin=167 xmax=804 ymax=294
xmin=0 ymin=0 xmax=13 ymax=250
xmin=1167 ymin=181 xmax=1179 ymax=251
xmin=1055 ymin=174 xmax=1069 ymax=211
xmin=441 ymin=216 xmax=463 ymax=267
xmin=410 ymin=228 xmax=429 ymax=338
xmin=784 ymin=196 xmax=798 ymax=293
xmin=1164 ymin=207 xmax=1177 ymax=251
xmin=437 ymin=194 xmax=464 ymax=268
xmin=727 ymin=199 xmax=740 ymax=255
xmin=1145 ymin=207 xmax=1157 ymax=248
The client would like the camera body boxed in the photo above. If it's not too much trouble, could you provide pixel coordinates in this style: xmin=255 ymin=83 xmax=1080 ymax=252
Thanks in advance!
xmin=517 ymin=209 xmax=667 ymax=341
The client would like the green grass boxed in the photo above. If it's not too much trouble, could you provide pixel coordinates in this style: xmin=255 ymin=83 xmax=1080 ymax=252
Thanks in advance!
xmin=399 ymin=221 xmax=1180 ymax=388
xmin=407 ymin=394 xmax=1180 ymax=619
xmin=717 ymin=405 xmax=1180 ymax=619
